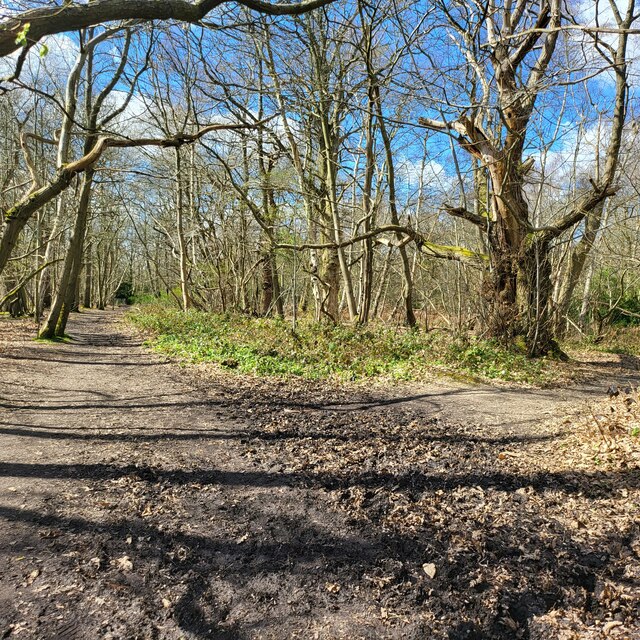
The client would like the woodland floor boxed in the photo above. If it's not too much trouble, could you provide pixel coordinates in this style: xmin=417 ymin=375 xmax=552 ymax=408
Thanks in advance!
xmin=0 ymin=309 xmax=639 ymax=640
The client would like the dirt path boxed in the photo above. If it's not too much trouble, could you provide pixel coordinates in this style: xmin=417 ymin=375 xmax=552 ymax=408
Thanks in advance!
xmin=0 ymin=310 xmax=638 ymax=640
xmin=376 ymin=372 xmax=639 ymax=436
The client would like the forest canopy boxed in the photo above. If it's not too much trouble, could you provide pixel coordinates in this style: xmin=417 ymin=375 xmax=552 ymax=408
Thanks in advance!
xmin=1 ymin=0 xmax=639 ymax=355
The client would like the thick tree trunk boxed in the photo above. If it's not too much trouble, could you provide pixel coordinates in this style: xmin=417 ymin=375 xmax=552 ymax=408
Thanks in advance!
xmin=39 ymin=169 xmax=94 ymax=338
xmin=482 ymin=165 xmax=558 ymax=355
xmin=484 ymin=237 xmax=557 ymax=356
xmin=518 ymin=238 xmax=557 ymax=356
xmin=483 ymin=163 xmax=525 ymax=338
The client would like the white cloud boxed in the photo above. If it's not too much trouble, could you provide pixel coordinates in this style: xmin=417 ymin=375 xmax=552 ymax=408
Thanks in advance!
xmin=0 ymin=33 xmax=79 ymax=88
xmin=397 ymin=156 xmax=457 ymax=197
xmin=571 ymin=0 xmax=640 ymax=87
xmin=107 ymin=90 xmax=160 ymax=138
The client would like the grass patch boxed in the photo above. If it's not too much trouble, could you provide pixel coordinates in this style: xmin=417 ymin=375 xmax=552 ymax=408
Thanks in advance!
xmin=126 ymin=304 xmax=555 ymax=385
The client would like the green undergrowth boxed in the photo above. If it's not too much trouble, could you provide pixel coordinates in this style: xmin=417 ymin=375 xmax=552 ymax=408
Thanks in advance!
xmin=562 ymin=326 xmax=640 ymax=358
xmin=589 ymin=327 xmax=640 ymax=356
xmin=126 ymin=304 xmax=555 ymax=385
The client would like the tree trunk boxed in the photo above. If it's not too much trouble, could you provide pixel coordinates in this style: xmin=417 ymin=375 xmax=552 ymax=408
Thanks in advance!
xmin=371 ymin=83 xmax=416 ymax=328
xmin=260 ymin=250 xmax=274 ymax=316
xmin=358 ymin=92 xmax=375 ymax=324
xmin=83 ymin=245 xmax=92 ymax=308
xmin=37 ymin=198 xmax=65 ymax=319
xmin=553 ymin=201 xmax=609 ymax=335
xmin=481 ymin=166 xmax=558 ymax=355
xmin=322 ymin=247 xmax=340 ymax=323
xmin=271 ymin=252 xmax=284 ymax=318
xmin=39 ymin=169 xmax=94 ymax=338
xmin=319 ymin=114 xmax=358 ymax=322
xmin=1 ymin=279 xmax=29 ymax=317
xmin=175 ymin=148 xmax=191 ymax=312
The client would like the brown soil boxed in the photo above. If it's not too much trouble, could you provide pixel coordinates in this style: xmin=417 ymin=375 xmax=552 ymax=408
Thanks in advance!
xmin=0 ymin=309 xmax=638 ymax=640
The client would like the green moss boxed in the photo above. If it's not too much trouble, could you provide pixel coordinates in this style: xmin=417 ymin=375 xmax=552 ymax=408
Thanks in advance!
xmin=420 ymin=241 xmax=488 ymax=264
xmin=35 ymin=334 xmax=73 ymax=344
xmin=512 ymin=335 xmax=528 ymax=354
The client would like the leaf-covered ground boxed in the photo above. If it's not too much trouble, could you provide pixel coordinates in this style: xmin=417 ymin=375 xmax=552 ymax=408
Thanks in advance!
xmin=0 ymin=310 xmax=638 ymax=640
xmin=240 ymin=385 xmax=640 ymax=639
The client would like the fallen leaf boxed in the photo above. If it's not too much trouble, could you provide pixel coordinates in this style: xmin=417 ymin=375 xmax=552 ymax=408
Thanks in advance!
xmin=603 ymin=620 xmax=623 ymax=634
xmin=113 ymin=556 xmax=133 ymax=572
xmin=26 ymin=569 xmax=40 ymax=585
xmin=422 ymin=563 xmax=437 ymax=579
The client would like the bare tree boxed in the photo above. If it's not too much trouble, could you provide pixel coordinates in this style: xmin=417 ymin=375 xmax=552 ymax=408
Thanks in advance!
xmin=415 ymin=0 xmax=636 ymax=354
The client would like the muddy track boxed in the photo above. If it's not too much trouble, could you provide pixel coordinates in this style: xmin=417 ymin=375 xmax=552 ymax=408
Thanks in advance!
xmin=0 ymin=310 xmax=638 ymax=640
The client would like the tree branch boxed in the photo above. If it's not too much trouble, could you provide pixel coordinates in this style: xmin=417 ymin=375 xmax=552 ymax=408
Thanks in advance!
xmin=508 ymin=3 xmax=551 ymax=70
xmin=0 ymin=120 xmax=268 ymax=276
xmin=276 ymin=224 xmax=488 ymax=265
xmin=536 ymin=184 xmax=618 ymax=241
xmin=0 ymin=0 xmax=335 ymax=59
xmin=443 ymin=205 xmax=488 ymax=230
xmin=0 ymin=258 xmax=63 ymax=309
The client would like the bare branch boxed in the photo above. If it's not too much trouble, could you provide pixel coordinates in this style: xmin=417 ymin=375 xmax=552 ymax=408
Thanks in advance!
xmin=0 ymin=259 xmax=63 ymax=309
xmin=0 ymin=0 xmax=335 ymax=58
xmin=0 ymin=119 xmax=270 ymax=275
xmin=537 ymin=184 xmax=619 ymax=241
xmin=444 ymin=205 xmax=488 ymax=230
xmin=276 ymin=225 xmax=488 ymax=265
